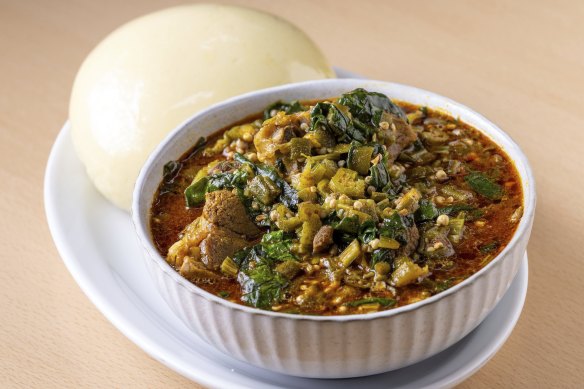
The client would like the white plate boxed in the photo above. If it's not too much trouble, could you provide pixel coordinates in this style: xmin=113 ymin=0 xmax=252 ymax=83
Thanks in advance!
xmin=45 ymin=75 xmax=528 ymax=388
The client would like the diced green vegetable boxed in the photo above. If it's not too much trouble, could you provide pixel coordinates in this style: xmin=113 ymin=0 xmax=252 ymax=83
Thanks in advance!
xmin=344 ymin=297 xmax=396 ymax=307
xmin=289 ymin=137 xmax=312 ymax=161
xmin=395 ymin=188 xmax=421 ymax=213
xmin=448 ymin=212 xmax=466 ymax=244
xmin=441 ymin=185 xmax=474 ymax=201
xmin=235 ymin=153 xmax=299 ymax=210
xmin=184 ymin=176 xmax=209 ymax=207
xmin=217 ymin=291 xmax=230 ymax=298
xmin=329 ymin=168 xmax=366 ymax=198
xmin=339 ymin=239 xmax=361 ymax=268
xmin=479 ymin=241 xmax=500 ymax=253
xmin=465 ymin=171 xmax=504 ymax=200
xmin=298 ymin=215 xmax=322 ymax=252
xmin=379 ymin=236 xmax=400 ymax=249
xmin=248 ymin=175 xmax=281 ymax=205
xmin=348 ymin=144 xmax=374 ymax=175
xmin=220 ymin=257 xmax=239 ymax=278
xmin=390 ymin=256 xmax=429 ymax=287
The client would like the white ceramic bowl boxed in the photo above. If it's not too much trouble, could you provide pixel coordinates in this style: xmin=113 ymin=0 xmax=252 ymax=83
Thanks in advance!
xmin=132 ymin=79 xmax=535 ymax=378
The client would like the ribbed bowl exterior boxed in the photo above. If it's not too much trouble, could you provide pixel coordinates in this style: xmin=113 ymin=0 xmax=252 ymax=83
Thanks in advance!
xmin=140 ymin=227 xmax=530 ymax=378
xmin=133 ymin=79 xmax=536 ymax=378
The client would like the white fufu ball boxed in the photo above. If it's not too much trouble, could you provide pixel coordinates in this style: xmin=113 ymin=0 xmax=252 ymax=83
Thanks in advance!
xmin=70 ymin=4 xmax=334 ymax=210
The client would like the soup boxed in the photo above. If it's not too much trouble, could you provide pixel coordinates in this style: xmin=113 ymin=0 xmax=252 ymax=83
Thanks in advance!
xmin=150 ymin=89 xmax=523 ymax=315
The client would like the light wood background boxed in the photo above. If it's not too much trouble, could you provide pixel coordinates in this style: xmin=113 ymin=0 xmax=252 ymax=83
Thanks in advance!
xmin=1 ymin=0 xmax=582 ymax=387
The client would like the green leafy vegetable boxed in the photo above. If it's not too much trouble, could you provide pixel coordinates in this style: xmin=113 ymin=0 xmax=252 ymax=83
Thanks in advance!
xmin=263 ymin=100 xmax=305 ymax=120
xmin=344 ymin=297 xmax=396 ymax=307
xmin=310 ymin=102 xmax=367 ymax=143
xmin=370 ymin=162 xmax=389 ymax=191
xmin=238 ymin=264 xmax=288 ymax=309
xmin=465 ymin=171 xmax=504 ymax=200
xmin=217 ymin=291 xmax=230 ymax=298
xmin=358 ymin=220 xmax=378 ymax=244
xmin=415 ymin=199 xmax=439 ymax=222
xmin=370 ymin=248 xmax=396 ymax=267
xmin=260 ymin=231 xmax=297 ymax=262
xmin=338 ymin=88 xmax=407 ymax=134
xmin=379 ymin=213 xmax=414 ymax=245
xmin=233 ymin=231 xmax=297 ymax=309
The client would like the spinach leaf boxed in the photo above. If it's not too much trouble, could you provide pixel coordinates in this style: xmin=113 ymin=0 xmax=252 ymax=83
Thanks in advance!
xmin=207 ymin=170 xmax=249 ymax=192
xmin=160 ymin=160 xmax=183 ymax=195
xmin=309 ymin=102 xmax=367 ymax=143
xmin=238 ymin=264 xmax=288 ymax=309
xmin=263 ymin=100 xmax=305 ymax=120
xmin=331 ymin=215 xmax=360 ymax=235
xmin=338 ymin=88 xmax=407 ymax=134
xmin=379 ymin=213 xmax=413 ymax=245
xmin=234 ymin=153 xmax=299 ymax=210
xmin=370 ymin=248 xmax=396 ymax=267
xmin=234 ymin=231 xmax=297 ymax=309
xmin=344 ymin=297 xmax=396 ymax=307
xmin=437 ymin=203 xmax=475 ymax=215
xmin=369 ymin=158 xmax=390 ymax=190
xmin=465 ymin=171 xmax=504 ymax=200
xmin=260 ymin=231 xmax=297 ymax=262
xmin=415 ymin=199 xmax=439 ymax=222
xmin=358 ymin=220 xmax=378 ymax=244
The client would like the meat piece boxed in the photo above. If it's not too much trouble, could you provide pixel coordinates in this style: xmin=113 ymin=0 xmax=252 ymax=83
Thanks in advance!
xmin=199 ymin=225 xmax=249 ymax=270
xmin=381 ymin=111 xmax=417 ymax=164
xmin=398 ymin=224 xmax=419 ymax=258
xmin=180 ymin=256 xmax=221 ymax=282
xmin=203 ymin=190 xmax=260 ymax=237
xmin=312 ymin=225 xmax=334 ymax=254
xmin=167 ymin=190 xmax=260 ymax=273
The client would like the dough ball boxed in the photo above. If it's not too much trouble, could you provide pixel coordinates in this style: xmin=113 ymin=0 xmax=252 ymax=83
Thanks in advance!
xmin=70 ymin=4 xmax=334 ymax=209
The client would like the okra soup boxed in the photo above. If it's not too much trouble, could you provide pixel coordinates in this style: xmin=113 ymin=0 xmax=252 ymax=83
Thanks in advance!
xmin=150 ymin=89 xmax=523 ymax=315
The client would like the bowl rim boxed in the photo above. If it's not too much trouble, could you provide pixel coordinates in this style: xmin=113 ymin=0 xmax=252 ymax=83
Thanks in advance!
xmin=132 ymin=78 xmax=536 ymax=322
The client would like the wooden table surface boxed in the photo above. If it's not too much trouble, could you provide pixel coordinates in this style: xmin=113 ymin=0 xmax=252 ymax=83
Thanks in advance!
xmin=1 ymin=0 xmax=583 ymax=387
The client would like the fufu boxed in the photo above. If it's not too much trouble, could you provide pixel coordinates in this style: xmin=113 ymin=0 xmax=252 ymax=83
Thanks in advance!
xmin=70 ymin=4 xmax=334 ymax=210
